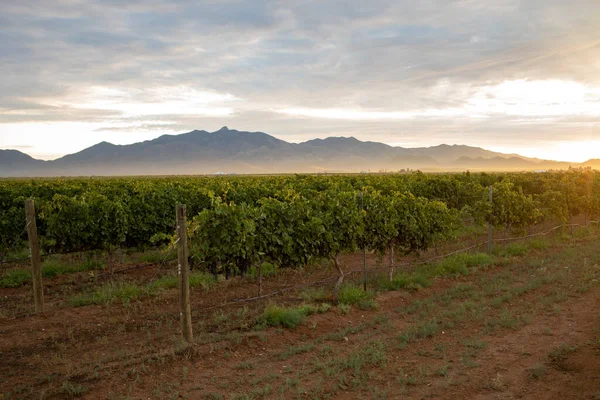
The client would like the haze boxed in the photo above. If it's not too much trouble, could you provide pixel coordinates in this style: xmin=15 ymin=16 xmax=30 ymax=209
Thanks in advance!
xmin=1 ymin=1 xmax=599 ymax=162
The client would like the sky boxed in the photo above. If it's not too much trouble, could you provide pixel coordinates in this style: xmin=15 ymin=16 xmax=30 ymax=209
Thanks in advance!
xmin=1 ymin=0 xmax=599 ymax=162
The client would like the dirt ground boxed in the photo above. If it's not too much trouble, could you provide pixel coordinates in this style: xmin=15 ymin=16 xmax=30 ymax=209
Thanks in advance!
xmin=1 ymin=229 xmax=599 ymax=400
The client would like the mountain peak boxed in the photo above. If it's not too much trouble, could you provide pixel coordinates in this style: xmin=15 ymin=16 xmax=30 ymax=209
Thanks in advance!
xmin=217 ymin=126 xmax=230 ymax=133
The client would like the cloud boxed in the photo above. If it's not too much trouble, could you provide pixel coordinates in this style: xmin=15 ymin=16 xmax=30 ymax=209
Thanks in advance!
xmin=1 ymin=0 xmax=599 ymax=160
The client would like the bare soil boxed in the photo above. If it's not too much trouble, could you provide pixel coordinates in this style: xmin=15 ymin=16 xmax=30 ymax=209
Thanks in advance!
xmin=1 ymin=229 xmax=599 ymax=400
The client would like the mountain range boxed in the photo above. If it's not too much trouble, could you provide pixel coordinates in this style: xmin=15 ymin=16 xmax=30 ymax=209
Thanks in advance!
xmin=0 ymin=127 xmax=595 ymax=177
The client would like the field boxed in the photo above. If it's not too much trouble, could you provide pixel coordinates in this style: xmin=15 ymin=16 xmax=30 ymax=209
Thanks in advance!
xmin=1 ymin=171 xmax=600 ymax=399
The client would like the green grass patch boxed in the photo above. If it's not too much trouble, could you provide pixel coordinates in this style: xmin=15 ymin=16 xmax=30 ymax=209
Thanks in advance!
xmin=398 ymin=319 xmax=440 ymax=344
xmin=324 ymin=341 xmax=387 ymax=375
xmin=135 ymin=249 xmax=176 ymax=264
xmin=433 ymin=253 xmax=494 ymax=277
xmin=379 ymin=273 xmax=432 ymax=291
xmin=70 ymin=282 xmax=146 ymax=306
xmin=0 ymin=268 xmax=31 ymax=288
xmin=0 ymin=257 xmax=106 ymax=288
xmin=148 ymin=271 xmax=217 ymax=291
xmin=41 ymin=257 xmax=105 ymax=277
xmin=337 ymin=283 xmax=375 ymax=305
xmin=257 ymin=303 xmax=329 ymax=329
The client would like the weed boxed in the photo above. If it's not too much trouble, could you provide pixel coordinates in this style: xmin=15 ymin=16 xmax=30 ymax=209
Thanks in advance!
xmin=234 ymin=361 xmax=255 ymax=370
xmin=136 ymin=249 xmax=176 ymax=264
xmin=338 ymin=304 xmax=351 ymax=315
xmin=381 ymin=273 xmax=432 ymax=291
xmin=398 ymin=319 xmax=439 ymax=344
xmin=0 ymin=268 xmax=30 ymax=288
xmin=337 ymin=284 xmax=375 ymax=305
xmin=357 ymin=298 xmax=378 ymax=310
xmin=464 ymin=338 xmax=488 ymax=349
xmin=42 ymin=257 xmax=105 ymax=277
xmin=148 ymin=271 xmax=216 ymax=291
xmin=70 ymin=282 xmax=145 ymax=306
xmin=300 ymin=287 xmax=329 ymax=302
xmin=258 ymin=305 xmax=306 ymax=328
xmin=435 ymin=364 xmax=450 ymax=377
xmin=434 ymin=253 xmax=494 ymax=277
xmin=278 ymin=344 xmax=315 ymax=360
xmin=528 ymin=365 xmax=546 ymax=380
xmin=548 ymin=344 xmax=578 ymax=370
xmin=61 ymin=380 xmax=88 ymax=397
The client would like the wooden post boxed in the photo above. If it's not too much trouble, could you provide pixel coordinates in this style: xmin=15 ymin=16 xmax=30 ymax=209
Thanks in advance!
xmin=176 ymin=205 xmax=193 ymax=343
xmin=488 ymin=186 xmax=493 ymax=254
xmin=388 ymin=245 xmax=394 ymax=282
xmin=361 ymin=192 xmax=367 ymax=292
xmin=258 ymin=263 xmax=263 ymax=296
xmin=25 ymin=199 xmax=44 ymax=313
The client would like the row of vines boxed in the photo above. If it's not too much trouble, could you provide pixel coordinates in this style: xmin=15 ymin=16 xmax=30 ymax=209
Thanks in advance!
xmin=1 ymin=171 xmax=599 ymax=272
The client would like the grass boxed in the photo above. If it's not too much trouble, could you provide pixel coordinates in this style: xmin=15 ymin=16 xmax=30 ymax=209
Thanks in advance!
xmin=278 ymin=343 xmax=316 ymax=360
xmin=380 ymin=273 xmax=432 ymax=291
xmin=61 ymin=380 xmax=88 ymax=397
xmin=135 ymin=249 xmax=177 ymax=264
xmin=70 ymin=282 xmax=146 ymax=306
xmin=71 ymin=271 xmax=217 ymax=307
xmin=0 ymin=268 xmax=31 ymax=288
xmin=42 ymin=257 xmax=105 ymax=277
xmin=0 ymin=258 xmax=105 ymax=288
xmin=337 ymin=283 xmax=375 ymax=306
xmin=528 ymin=364 xmax=546 ymax=380
xmin=148 ymin=271 xmax=217 ymax=291
xmin=433 ymin=253 xmax=495 ymax=277
xmin=398 ymin=319 xmax=440 ymax=344
xmin=257 ymin=303 xmax=330 ymax=329
xmin=299 ymin=287 xmax=329 ymax=302
xmin=548 ymin=344 xmax=578 ymax=363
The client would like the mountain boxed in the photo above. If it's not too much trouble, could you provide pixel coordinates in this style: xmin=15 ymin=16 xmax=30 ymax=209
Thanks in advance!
xmin=583 ymin=159 xmax=600 ymax=170
xmin=0 ymin=149 xmax=45 ymax=175
xmin=0 ymin=127 xmax=587 ymax=176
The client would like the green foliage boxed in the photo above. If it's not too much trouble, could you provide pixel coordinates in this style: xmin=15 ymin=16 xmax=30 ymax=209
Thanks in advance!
xmin=1 ymin=171 xmax=598 ymax=275
xmin=39 ymin=192 xmax=129 ymax=252
xmin=189 ymin=198 xmax=257 ymax=275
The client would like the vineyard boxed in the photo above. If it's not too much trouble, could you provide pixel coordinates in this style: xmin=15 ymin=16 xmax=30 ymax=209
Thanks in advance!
xmin=2 ymin=171 xmax=599 ymax=266
xmin=2 ymin=171 xmax=600 ymax=399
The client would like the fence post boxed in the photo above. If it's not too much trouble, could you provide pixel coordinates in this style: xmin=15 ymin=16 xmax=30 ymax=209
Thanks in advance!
xmin=25 ymin=199 xmax=44 ymax=313
xmin=361 ymin=192 xmax=367 ymax=291
xmin=388 ymin=244 xmax=394 ymax=282
xmin=258 ymin=262 xmax=262 ymax=296
xmin=488 ymin=186 xmax=493 ymax=254
xmin=176 ymin=204 xmax=193 ymax=343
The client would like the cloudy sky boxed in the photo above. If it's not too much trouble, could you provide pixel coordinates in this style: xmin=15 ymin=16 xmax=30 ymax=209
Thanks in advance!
xmin=1 ymin=0 xmax=599 ymax=162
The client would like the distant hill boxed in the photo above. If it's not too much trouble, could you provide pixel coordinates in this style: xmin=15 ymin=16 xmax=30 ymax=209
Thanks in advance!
xmin=583 ymin=159 xmax=600 ymax=170
xmin=0 ymin=127 xmax=588 ymax=176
